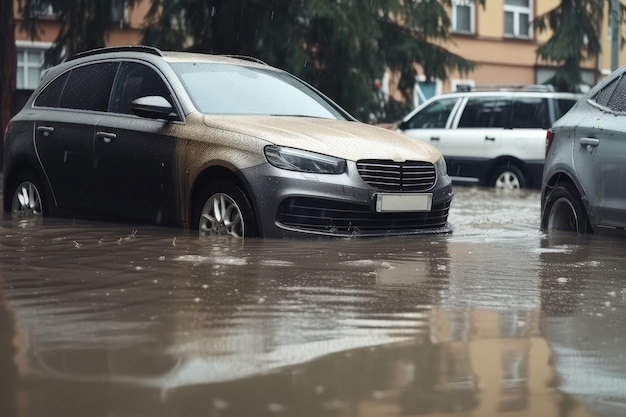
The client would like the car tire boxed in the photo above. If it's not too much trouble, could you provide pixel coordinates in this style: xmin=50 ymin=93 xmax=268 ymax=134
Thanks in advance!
xmin=491 ymin=164 xmax=526 ymax=190
xmin=541 ymin=182 xmax=591 ymax=234
xmin=193 ymin=180 xmax=259 ymax=238
xmin=9 ymin=171 xmax=47 ymax=219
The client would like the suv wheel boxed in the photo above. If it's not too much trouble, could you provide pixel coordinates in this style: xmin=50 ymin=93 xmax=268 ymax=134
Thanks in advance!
xmin=491 ymin=164 xmax=526 ymax=190
xmin=9 ymin=172 xmax=46 ymax=219
xmin=542 ymin=182 xmax=590 ymax=234
xmin=193 ymin=180 xmax=258 ymax=238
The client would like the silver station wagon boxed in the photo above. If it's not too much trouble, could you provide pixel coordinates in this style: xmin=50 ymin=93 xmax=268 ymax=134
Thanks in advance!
xmin=3 ymin=46 xmax=453 ymax=238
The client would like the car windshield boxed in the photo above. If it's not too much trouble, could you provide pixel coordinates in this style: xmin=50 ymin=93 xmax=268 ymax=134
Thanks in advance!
xmin=170 ymin=62 xmax=346 ymax=119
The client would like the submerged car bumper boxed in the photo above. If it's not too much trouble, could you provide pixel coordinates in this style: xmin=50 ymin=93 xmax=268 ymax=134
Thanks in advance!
xmin=242 ymin=161 xmax=454 ymax=238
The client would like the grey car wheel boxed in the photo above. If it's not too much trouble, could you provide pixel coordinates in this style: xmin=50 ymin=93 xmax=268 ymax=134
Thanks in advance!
xmin=194 ymin=181 xmax=258 ymax=238
xmin=11 ymin=175 xmax=45 ymax=218
xmin=492 ymin=164 xmax=527 ymax=190
xmin=542 ymin=183 xmax=590 ymax=234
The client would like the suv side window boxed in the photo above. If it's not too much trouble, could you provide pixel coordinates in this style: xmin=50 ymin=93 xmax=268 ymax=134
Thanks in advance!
xmin=458 ymin=97 xmax=510 ymax=128
xmin=110 ymin=62 xmax=176 ymax=116
xmin=34 ymin=72 xmax=71 ymax=108
xmin=58 ymin=62 xmax=119 ymax=112
xmin=510 ymin=97 xmax=549 ymax=129
xmin=554 ymin=98 xmax=578 ymax=120
xmin=405 ymin=98 xmax=458 ymax=129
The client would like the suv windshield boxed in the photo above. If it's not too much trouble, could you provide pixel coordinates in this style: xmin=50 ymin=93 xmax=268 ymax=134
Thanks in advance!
xmin=170 ymin=62 xmax=346 ymax=119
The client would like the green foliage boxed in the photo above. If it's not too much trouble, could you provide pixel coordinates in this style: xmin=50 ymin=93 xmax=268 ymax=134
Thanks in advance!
xmin=534 ymin=0 xmax=626 ymax=92
xmin=18 ymin=0 xmax=136 ymax=64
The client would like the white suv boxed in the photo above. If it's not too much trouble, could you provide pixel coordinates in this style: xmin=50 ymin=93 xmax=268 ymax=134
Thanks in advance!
xmin=397 ymin=86 xmax=581 ymax=189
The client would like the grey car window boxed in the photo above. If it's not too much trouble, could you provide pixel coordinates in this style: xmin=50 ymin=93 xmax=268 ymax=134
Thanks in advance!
xmin=110 ymin=62 xmax=176 ymax=116
xmin=458 ymin=97 xmax=510 ymax=128
xmin=34 ymin=71 xmax=71 ymax=108
xmin=510 ymin=97 xmax=549 ymax=128
xmin=606 ymin=75 xmax=626 ymax=112
xmin=170 ymin=62 xmax=345 ymax=119
xmin=58 ymin=62 xmax=120 ymax=112
xmin=406 ymin=98 xmax=458 ymax=129
xmin=593 ymin=76 xmax=619 ymax=108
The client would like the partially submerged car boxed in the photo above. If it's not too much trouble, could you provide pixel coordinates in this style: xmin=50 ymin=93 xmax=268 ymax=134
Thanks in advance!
xmin=542 ymin=65 xmax=626 ymax=235
xmin=3 ymin=46 xmax=453 ymax=238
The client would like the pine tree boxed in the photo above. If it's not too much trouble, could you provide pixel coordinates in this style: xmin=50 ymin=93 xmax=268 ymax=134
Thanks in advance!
xmin=534 ymin=0 xmax=626 ymax=92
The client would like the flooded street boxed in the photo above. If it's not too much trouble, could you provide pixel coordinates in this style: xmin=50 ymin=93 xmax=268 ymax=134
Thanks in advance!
xmin=1 ymin=182 xmax=626 ymax=417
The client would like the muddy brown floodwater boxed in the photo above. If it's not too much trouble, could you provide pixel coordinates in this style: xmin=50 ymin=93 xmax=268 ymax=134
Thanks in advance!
xmin=1 ymin=182 xmax=626 ymax=417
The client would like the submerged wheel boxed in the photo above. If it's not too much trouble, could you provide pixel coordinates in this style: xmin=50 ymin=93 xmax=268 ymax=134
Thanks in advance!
xmin=542 ymin=182 xmax=590 ymax=234
xmin=10 ymin=172 xmax=46 ymax=219
xmin=491 ymin=164 xmax=526 ymax=190
xmin=193 ymin=180 xmax=258 ymax=238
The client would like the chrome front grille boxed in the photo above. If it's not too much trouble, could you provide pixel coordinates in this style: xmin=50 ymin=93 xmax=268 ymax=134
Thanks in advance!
xmin=356 ymin=160 xmax=436 ymax=191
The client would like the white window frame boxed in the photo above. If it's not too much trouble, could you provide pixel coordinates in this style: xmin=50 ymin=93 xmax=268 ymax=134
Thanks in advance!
xmin=452 ymin=0 xmax=475 ymax=34
xmin=504 ymin=0 xmax=533 ymax=39
xmin=16 ymin=41 xmax=52 ymax=90
xmin=414 ymin=75 xmax=442 ymax=107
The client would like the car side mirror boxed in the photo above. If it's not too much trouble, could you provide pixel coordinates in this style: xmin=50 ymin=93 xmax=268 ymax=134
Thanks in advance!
xmin=397 ymin=120 xmax=409 ymax=131
xmin=131 ymin=96 xmax=178 ymax=121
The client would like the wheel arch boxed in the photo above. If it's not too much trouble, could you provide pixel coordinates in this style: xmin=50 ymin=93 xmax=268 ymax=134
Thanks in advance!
xmin=486 ymin=156 xmax=528 ymax=185
xmin=3 ymin=159 xmax=51 ymax=213
xmin=541 ymin=170 xmax=594 ymax=231
xmin=189 ymin=165 xmax=260 ymax=233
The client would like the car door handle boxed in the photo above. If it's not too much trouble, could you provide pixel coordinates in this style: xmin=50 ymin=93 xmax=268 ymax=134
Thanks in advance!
xmin=96 ymin=131 xmax=117 ymax=144
xmin=485 ymin=136 xmax=495 ymax=141
xmin=579 ymin=137 xmax=599 ymax=147
xmin=37 ymin=126 xmax=54 ymax=137
xmin=430 ymin=136 xmax=440 ymax=141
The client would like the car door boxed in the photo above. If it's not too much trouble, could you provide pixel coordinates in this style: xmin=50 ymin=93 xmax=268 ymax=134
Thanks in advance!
xmin=572 ymin=74 xmax=626 ymax=229
xmin=93 ymin=61 xmax=183 ymax=224
xmin=33 ymin=62 xmax=119 ymax=212
xmin=441 ymin=96 xmax=510 ymax=183
xmin=398 ymin=96 xmax=461 ymax=152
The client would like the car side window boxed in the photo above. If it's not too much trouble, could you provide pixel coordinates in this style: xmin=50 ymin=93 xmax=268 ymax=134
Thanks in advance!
xmin=58 ymin=62 xmax=120 ymax=112
xmin=110 ymin=62 xmax=175 ymax=116
xmin=34 ymin=72 xmax=71 ymax=108
xmin=593 ymin=76 xmax=619 ymax=108
xmin=458 ymin=97 xmax=510 ymax=128
xmin=605 ymin=75 xmax=626 ymax=112
xmin=510 ymin=97 xmax=549 ymax=129
xmin=405 ymin=98 xmax=458 ymax=129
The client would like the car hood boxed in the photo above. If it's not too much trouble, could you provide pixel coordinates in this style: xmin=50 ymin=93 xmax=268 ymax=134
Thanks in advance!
xmin=203 ymin=115 xmax=441 ymax=163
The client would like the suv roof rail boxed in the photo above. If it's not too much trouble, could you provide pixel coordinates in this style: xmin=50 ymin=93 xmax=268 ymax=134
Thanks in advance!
xmin=221 ymin=54 xmax=269 ymax=65
xmin=461 ymin=84 xmax=555 ymax=93
xmin=69 ymin=45 xmax=165 ymax=61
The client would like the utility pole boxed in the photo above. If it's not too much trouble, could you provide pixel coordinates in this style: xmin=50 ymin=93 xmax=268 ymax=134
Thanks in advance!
xmin=611 ymin=0 xmax=620 ymax=70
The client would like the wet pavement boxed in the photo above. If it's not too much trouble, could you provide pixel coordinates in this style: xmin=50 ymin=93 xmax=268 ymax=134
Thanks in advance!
xmin=1 ymin=180 xmax=626 ymax=417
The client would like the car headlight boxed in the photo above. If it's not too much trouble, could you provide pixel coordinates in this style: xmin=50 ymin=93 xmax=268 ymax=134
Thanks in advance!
xmin=264 ymin=145 xmax=346 ymax=174
xmin=435 ymin=156 xmax=448 ymax=176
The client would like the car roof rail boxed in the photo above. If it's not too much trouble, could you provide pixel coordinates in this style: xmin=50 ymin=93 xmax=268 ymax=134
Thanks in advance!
xmin=69 ymin=45 xmax=165 ymax=61
xmin=221 ymin=54 xmax=269 ymax=65
xmin=464 ymin=84 xmax=556 ymax=93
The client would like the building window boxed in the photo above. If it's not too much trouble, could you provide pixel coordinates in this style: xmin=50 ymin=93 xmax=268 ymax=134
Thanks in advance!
xmin=504 ymin=0 xmax=532 ymax=38
xmin=452 ymin=0 xmax=475 ymax=34
xmin=17 ymin=48 xmax=47 ymax=90
xmin=414 ymin=75 xmax=442 ymax=107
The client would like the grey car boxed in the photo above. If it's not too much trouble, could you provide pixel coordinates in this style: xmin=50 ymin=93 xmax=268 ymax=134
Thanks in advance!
xmin=3 ymin=46 xmax=453 ymax=239
xmin=541 ymin=66 xmax=626 ymax=235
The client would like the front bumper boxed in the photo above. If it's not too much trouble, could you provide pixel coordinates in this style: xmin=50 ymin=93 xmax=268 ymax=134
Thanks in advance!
xmin=241 ymin=161 xmax=454 ymax=238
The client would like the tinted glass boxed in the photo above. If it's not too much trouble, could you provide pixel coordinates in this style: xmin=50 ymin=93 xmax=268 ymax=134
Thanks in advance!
xmin=593 ymin=76 xmax=619 ymax=107
xmin=510 ymin=97 xmax=549 ymax=128
xmin=606 ymin=75 xmax=626 ymax=112
xmin=458 ymin=97 xmax=510 ymax=128
xmin=110 ymin=62 xmax=175 ymax=115
xmin=34 ymin=71 xmax=70 ymax=108
xmin=406 ymin=98 xmax=458 ymax=129
xmin=59 ymin=62 xmax=119 ymax=112
xmin=170 ymin=63 xmax=345 ymax=119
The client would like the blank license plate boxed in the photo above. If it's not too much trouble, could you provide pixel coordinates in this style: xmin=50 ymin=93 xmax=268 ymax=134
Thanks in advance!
xmin=376 ymin=193 xmax=432 ymax=212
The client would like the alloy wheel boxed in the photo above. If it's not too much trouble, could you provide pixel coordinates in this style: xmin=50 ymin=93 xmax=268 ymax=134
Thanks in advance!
xmin=199 ymin=193 xmax=244 ymax=237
